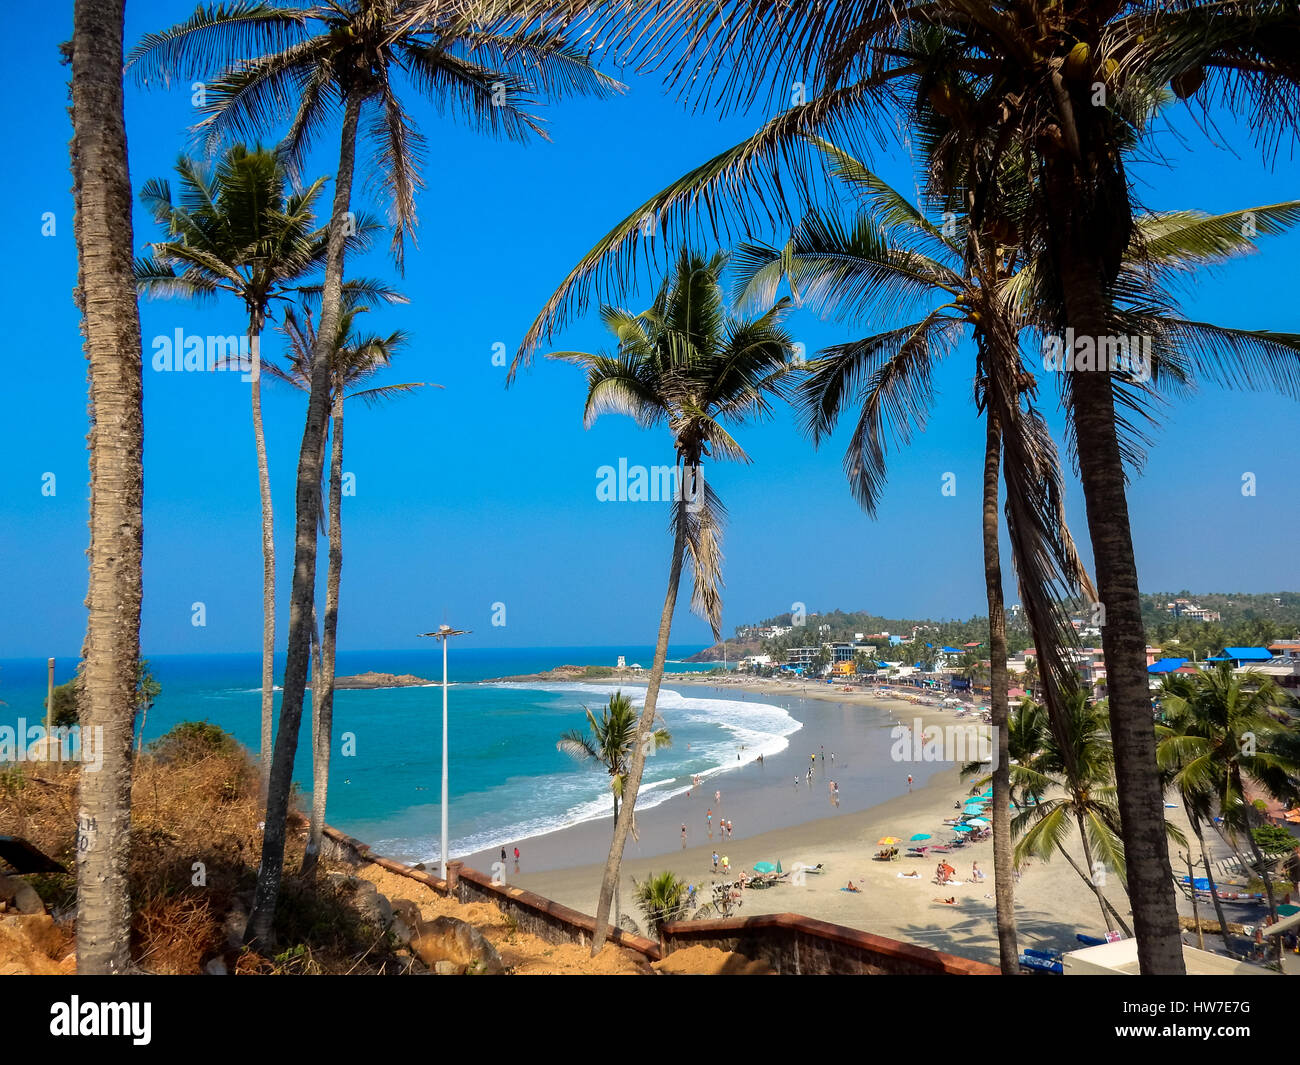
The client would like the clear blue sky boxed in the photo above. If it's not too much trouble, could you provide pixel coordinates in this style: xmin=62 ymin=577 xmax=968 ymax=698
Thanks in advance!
xmin=1 ymin=1 xmax=1298 ymax=659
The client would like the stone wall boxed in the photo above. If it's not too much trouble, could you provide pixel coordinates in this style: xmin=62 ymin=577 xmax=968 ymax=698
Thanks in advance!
xmin=319 ymin=826 xmax=660 ymax=959
xmin=320 ymin=825 xmax=999 ymax=975
xmin=659 ymin=912 xmax=1000 ymax=975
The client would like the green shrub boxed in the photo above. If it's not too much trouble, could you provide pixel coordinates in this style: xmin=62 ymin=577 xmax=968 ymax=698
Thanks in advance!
xmin=148 ymin=721 xmax=238 ymax=765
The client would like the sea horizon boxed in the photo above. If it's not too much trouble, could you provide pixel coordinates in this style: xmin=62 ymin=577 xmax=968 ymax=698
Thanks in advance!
xmin=1 ymin=645 xmax=794 ymax=866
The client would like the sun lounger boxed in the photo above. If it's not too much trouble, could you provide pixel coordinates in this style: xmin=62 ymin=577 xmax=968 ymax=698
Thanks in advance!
xmin=1019 ymin=948 xmax=1063 ymax=974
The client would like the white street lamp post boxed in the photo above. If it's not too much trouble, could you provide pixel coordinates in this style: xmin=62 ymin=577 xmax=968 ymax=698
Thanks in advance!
xmin=418 ymin=624 xmax=470 ymax=880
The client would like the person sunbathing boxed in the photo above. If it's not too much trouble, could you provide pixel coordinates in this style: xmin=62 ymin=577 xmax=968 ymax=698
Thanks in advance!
xmin=932 ymin=897 xmax=957 ymax=905
xmin=845 ymin=881 xmax=862 ymax=892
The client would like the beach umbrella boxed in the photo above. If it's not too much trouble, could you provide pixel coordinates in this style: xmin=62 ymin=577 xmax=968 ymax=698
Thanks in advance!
xmin=966 ymin=818 xmax=989 ymax=827
xmin=963 ymin=805 xmax=985 ymax=815
xmin=909 ymin=833 xmax=932 ymax=842
xmin=877 ymin=837 xmax=900 ymax=846
xmin=951 ymin=823 xmax=973 ymax=832
xmin=777 ymin=860 xmax=783 ymax=874
xmin=753 ymin=861 xmax=777 ymax=874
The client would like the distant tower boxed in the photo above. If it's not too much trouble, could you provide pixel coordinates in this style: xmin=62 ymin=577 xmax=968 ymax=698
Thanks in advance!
xmin=617 ymin=655 xmax=626 ymax=669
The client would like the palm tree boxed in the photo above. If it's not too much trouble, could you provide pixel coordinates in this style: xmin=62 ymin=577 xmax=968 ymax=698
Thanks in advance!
xmin=557 ymin=690 xmax=671 ymax=928
xmin=128 ymin=0 xmax=620 ymax=945
xmin=266 ymin=300 xmax=433 ymax=876
xmin=511 ymin=0 xmax=1300 ymax=975
xmin=1156 ymin=662 xmax=1300 ymax=959
xmin=732 ymin=140 xmax=1300 ymax=973
xmin=69 ymin=0 xmax=145 ymax=975
xmin=1156 ymin=700 xmax=1237 ymax=955
xmin=135 ymin=145 xmax=395 ymax=799
xmin=632 ymin=869 xmax=691 ymax=947
xmin=1010 ymin=691 xmax=1188 ymax=937
xmin=1022 ymin=657 xmax=1041 ymax=700
xmin=550 ymin=248 xmax=794 ymax=952
xmin=733 ymin=140 xmax=1102 ymax=973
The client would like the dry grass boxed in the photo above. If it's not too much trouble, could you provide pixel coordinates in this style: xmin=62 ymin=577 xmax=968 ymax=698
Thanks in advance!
xmin=0 ymin=722 xmax=409 ymax=974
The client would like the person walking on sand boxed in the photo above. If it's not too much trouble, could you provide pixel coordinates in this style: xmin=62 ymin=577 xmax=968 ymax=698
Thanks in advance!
xmin=707 ymin=809 xmax=713 ymax=837
xmin=907 ymin=774 xmax=913 ymax=792
xmin=712 ymin=851 xmax=719 ymax=873
xmin=681 ymin=823 xmax=687 ymax=848
xmin=715 ymin=789 xmax=721 ymax=805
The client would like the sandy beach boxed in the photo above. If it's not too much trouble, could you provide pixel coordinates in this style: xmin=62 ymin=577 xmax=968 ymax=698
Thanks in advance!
xmin=454 ymin=675 xmax=1234 ymax=966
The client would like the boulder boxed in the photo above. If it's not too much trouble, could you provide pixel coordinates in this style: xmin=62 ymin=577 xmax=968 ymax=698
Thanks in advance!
xmin=411 ymin=916 xmax=505 ymax=974
xmin=0 ymin=874 xmax=46 ymax=915
xmin=326 ymin=873 xmax=394 ymax=929
xmin=223 ymin=905 xmax=247 ymax=949
xmin=204 ymin=956 xmax=229 ymax=976
xmin=388 ymin=898 xmax=421 ymax=946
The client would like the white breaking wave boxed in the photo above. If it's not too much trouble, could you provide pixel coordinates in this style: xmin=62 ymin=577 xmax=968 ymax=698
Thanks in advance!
xmin=384 ymin=681 xmax=802 ymax=862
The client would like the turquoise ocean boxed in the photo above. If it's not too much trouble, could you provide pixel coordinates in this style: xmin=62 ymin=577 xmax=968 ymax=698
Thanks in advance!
xmin=0 ymin=648 xmax=800 ymax=864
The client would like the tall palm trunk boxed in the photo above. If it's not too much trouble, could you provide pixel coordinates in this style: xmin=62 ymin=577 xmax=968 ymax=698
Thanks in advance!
xmin=247 ymin=90 xmax=363 ymax=946
xmin=1045 ymin=154 xmax=1184 ymax=974
xmin=590 ymin=488 xmax=688 ymax=953
xmin=1235 ymin=769 xmax=1282 ymax=962
xmin=303 ymin=386 xmax=343 ymax=877
xmin=1068 ymin=808 xmax=1133 ymax=937
xmin=249 ymin=307 xmax=275 ymax=800
xmin=611 ymin=794 xmax=620 ymax=930
xmin=980 ymin=411 xmax=1018 ymax=973
xmin=1192 ymin=818 xmax=1235 ymax=955
xmin=70 ymin=0 xmax=144 ymax=975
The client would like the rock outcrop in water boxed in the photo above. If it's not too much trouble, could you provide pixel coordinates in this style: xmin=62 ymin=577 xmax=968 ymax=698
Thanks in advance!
xmin=332 ymin=671 xmax=431 ymax=689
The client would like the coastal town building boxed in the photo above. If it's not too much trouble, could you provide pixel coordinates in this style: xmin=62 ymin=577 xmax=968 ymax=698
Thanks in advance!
xmin=1164 ymin=598 xmax=1222 ymax=622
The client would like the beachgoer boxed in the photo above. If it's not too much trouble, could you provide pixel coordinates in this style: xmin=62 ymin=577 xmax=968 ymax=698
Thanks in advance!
xmin=794 ymin=776 xmax=799 ymax=789
xmin=712 ymin=851 xmax=719 ymax=873
xmin=715 ymin=789 xmax=721 ymax=804
xmin=681 ymin=824 xmax=687 ymax=847
xmin=907 ymin=774 xmax=913 ymax=791
xmin=972 ymin=861 xmax=984 ymax=881
xmin=513 ymin=847 xmax=520 ymax=865
xmin=501 ymin=848 xmax=507 ymax=864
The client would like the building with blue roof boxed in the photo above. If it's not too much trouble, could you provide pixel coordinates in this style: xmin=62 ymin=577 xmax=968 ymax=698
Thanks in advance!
xmin=1220 ymin=647 xmax=1274 ymax=666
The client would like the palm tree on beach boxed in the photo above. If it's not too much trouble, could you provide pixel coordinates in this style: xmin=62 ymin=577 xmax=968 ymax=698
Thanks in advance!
xmin=135 ymin=145 xmax=396 ymax=799
xmin=551 ymin=248 xmax=795 ymax=952
xmin=556 ymin=690 xmax=671 ymax=929
xmin=128 ymin=0 xmax=621 ymax=945
xmin=632 ymin=869 xmax=691 ymax=947
xmin=511 ymin=0 xmax=1300 ymax=974
xmin=69 ymin=0 xmax=145 ymax=974
xmin=1156 ymin=662 xmax=1300 ymax=958
xmin=267 ymin=299 xmax=434 ymax=876
xmin=1010 ymin=691 xmax=1184 ymax=937
xmin=733 ymin=138 xmax=1100 ymax=972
